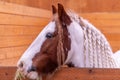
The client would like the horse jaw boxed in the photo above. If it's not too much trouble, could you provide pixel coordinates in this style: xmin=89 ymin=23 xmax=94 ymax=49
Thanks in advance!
xmin=65 ymin=20 xmax=85 ymax=67
xmin=17 ymin=21 xmax=56 ymax=79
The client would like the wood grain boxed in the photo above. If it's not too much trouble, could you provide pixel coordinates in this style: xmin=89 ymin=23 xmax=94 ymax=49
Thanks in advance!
xmin=0 ymin=46 xmax=28 ymax=59
xmin=0 ymin=36 xmax=36 ymax=48
xmin=0 ymin=1 xmax=51 ymax=18
xmin=0 ymin=25 xmax=44 ymax=36
xmin=0 ymin=1 xmax=51 ymax=66
xmin=1 ymin=67 xmax=120 ymax=80
xmin=51 ymin=68 xmax=120 ymax=80
xmin=3 ymin=0 xmax=120 ymax=13
xmin=0 ymin=57 xmax=20 ymax=66
xmin=0 ymin=13 xmax=49 ymax=26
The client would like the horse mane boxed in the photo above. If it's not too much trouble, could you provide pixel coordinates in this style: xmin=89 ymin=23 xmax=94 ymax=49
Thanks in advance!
xmin=67 ymin=11 xmax=118 ymax=68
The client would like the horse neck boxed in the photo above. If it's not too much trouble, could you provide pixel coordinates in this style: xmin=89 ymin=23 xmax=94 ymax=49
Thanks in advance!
xmin=81 ymin=18 xmax=117 ymax=68
xmin=65 ymin=17 xmax=117 ymax=68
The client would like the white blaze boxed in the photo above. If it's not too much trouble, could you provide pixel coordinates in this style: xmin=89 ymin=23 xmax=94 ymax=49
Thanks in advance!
xmin=65 ymin=21 xmax=85 ymax=67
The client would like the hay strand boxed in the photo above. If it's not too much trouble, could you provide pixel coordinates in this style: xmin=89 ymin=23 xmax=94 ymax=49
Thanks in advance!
xmin=14 ymin=69 xmax=25 ymax=80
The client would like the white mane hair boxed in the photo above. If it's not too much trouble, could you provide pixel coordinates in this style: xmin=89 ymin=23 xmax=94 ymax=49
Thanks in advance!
xmin=67 ymin=11 xmax=119 ymax=68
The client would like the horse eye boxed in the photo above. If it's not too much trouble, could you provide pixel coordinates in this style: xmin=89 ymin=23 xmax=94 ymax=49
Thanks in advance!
xmin=46 ymin=33 xmax=53 ymax=38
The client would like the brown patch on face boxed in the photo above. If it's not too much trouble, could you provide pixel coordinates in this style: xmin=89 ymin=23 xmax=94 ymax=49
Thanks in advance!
xmin=32 ymin=27 xmax=58 ymax=74
xmin=32 ymin=23 xmax=71 ymax=75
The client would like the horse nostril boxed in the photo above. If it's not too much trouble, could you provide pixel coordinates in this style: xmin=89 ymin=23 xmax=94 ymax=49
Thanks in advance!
xmin=28 ymin=66 xmax=36 ymax=73
xmin=18 ymin=62 xmax=23 ymax=68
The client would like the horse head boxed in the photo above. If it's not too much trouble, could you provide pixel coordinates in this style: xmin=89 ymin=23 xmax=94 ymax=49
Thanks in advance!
xmin=17 ymin=3 xmax=118 ymax=80
xmin=17 ymin=3 xmax=84 ymax=79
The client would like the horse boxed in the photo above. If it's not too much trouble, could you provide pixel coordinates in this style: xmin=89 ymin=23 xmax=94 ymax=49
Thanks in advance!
xmin=17 ymin=3 xmax=120 ymax=79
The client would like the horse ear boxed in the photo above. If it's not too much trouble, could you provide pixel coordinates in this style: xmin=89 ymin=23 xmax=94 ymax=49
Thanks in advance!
xmin=58 ymin=3 xmax=71 ymax=25
xmin=52 ymin=5 xmax=57 ymax=14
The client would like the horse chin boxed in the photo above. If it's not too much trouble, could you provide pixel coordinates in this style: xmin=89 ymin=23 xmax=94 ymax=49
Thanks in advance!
xmin=26 ymin=71 xmax=38 ymax=80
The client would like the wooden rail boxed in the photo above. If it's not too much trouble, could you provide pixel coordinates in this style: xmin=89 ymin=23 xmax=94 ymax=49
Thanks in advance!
xmin=1 ymin=67 xmax=120 ymax=80
xmin=3 ymin=0 xmax=120 ymax=13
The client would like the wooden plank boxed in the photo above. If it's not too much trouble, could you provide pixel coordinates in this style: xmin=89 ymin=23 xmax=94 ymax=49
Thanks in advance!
xmin=0 ymin=1 xmax=51 ymax=18
xmin=0 ymin=35 xmax=36 ymax=48
xmin=104 ymin=33 xmax=120 ymax=41
xmin=113 ymin=47 xmax=120 ymax=52
xmin=109 ymin=41 xmax=120 ymax=47
xmin=0 ymin=13 xmax=49 ymax=26
xmin=0 ymin=67 xmax=17 ymax=80
xmin=5 ymin=0 xmax=120 ymax=13
xmin=80 ymin=13 xmax=120 ymax=26
xmin=51 ymin=68 xmax=120 ymax=80
xmin=2 ymin=0 xmax=120 ymax=14
xmin=0 ymin=57 xmax=19 ymax=66
xmin=65 ymin=0 xmax=120 ymax=13
xmin=0 ymin=46 xmax=28 ymax=59
xmin=0 ymin=25 xmax=44 ymax=36
xmin=98 ymin=26 xmax=120 ymax=34
xmin=87 ymin=19 xmax=120 ymax=27
xmin=1 ymin=67 xmax=120 ymax=80
xmin=81 ymin=13 xmax=120 ymax=20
